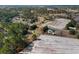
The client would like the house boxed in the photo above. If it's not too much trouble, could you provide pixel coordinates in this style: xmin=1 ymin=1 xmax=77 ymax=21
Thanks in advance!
xmin=74 ymin=16 xmax=79 ymax=23
xmin=12 ymin=16 xmax=27 ymax=24
xmin=31 ymin=35 xmax=79 ymax=54
xmin=43 ymin=18 xmax=70 ymax=35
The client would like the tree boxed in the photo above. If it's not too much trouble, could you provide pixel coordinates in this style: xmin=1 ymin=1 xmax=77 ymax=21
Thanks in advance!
xmin=0 ymin=32 xmax=4 ymax=48
xmin=66 ymin=20 xmax=77 ymax=29
xmin=0 ymin=9 xmax=18 ymax=22
xmin=30 ymin=17 xmax=38 ymax=23
xmin=30 ymin=24 xmax=37 ymax=30
xmin=0 ymin=22 xmax=28 ymax=53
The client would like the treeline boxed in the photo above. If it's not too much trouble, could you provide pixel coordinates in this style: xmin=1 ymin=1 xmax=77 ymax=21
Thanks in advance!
xmin=0 ymin=9 xmax=18 ymax=22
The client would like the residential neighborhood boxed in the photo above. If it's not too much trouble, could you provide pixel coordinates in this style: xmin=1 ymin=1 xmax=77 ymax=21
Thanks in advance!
xmin=0 ymin=5 xmax=79 ymax=54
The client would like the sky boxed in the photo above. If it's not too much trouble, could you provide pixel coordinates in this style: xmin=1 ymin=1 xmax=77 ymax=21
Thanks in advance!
xmin=0 ymin=0 xmax=79 ymax=5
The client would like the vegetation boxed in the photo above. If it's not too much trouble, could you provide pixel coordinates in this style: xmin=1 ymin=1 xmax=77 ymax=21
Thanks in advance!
xmin=66 ymin=20 xmax=77 ymax=30
xmin=0 ymin=9 xmax=18 ymax=22
xmin=0 ymin=22 xmax=28 ymax=53
xmin=29 ymin=24 xmax=37 ymax=30
xmin=43 ymin=26 xmax=48 ymax=32
xmin=69 ymin=29 xmax=76 ymax=35
xmin=0 ymin=6 xmax=79 ymax=53
xmin=0 ymin=7 xmax=46 ymax=54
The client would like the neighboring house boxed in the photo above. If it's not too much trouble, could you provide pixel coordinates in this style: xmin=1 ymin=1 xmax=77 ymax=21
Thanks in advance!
xmin=43 ymin=18 xmax=70 ymax=35
xmin=44 ymin=18 xmax=70 ymax=30
xmin=12 ymin=16 xmax=27 ymax=24
xmin=74 ymin=16 xmax=79 ymax=23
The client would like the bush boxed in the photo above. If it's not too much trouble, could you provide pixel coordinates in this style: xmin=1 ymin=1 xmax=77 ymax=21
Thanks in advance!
xmin=69 ymin=29 xmax=76 ymax=35
xmin=43 ymin=26 xmax=48 ymax=32
xmin=30 ymin=25 xmax=37 ymax=30
xmin=66 ymin=20 xmax=77 ymax=30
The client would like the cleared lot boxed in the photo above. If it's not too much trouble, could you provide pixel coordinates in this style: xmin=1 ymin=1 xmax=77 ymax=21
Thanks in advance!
xmin=31 ymin=35 xmax=79 ymax=54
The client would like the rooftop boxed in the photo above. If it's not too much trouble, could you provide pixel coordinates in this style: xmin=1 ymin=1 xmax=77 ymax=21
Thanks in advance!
xmin=43 ymin=18 xmax=70 ymax=30
xmin=31 ymin=35 xmax=79 ymax=54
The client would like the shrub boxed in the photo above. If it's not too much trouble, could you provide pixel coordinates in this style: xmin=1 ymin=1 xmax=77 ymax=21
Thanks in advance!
xmin=43 ymin=26 xmax=48 ymax=32
xmin=69 ymin=29 xmax=76 ymax=35
xmin=66 ymin=20 xmax=77 ymax=30
xmin=30 ymin=24 xmax=37 ymax=30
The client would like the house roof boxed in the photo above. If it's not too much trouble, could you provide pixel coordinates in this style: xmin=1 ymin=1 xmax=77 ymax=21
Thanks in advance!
xmin=31 ymin=35 xmax=79 ymax=54
xmin=74 ymin=16 xmax=79 ymax=22
xmin=19 ymin=34 xmax=79 ymax=54
xmin=43 ymin=18 xmax=70 ymax=30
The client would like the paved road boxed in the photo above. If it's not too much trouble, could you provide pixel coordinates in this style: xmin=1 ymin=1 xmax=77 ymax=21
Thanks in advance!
xmin=30 ymin=35 xmax=79 ymax=54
